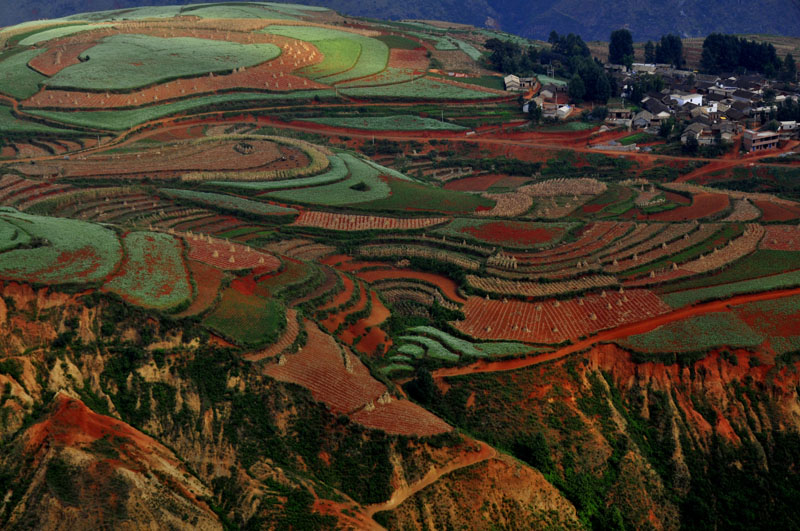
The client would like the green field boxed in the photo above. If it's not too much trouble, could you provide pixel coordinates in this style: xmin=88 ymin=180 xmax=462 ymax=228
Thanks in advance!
xmin=617 ymin=312 xmax=764 ymax=353
xmin=28 ymin=90 xmax=336 ymax=130
xmin=46 ymin=34 xmax=281 ymax=91
xmin=18 ymin=24 xmax=98 ymax=45
xmin=265 ymin=25 xmax=389 ymax=84
xmin=0 ymin=107 xmax=78 ymax=136
xmin=265 ymin=153 xmax=390 ymax=206
xmin=0 ymin=208 xmax=121 ymax=284
xmin=353 ymin=176 xmax=494 ymax=213
xmin=0 ymin=218 xmax=32 ymax=251
xmin=160 ymin=189 xmax=298 ymax=216
xmin=375 ymin=34 xmax=421 ymax=49
xmin=299 ymin=115 xmax=466 ymax=131
xmin=407 ymin=326 xmax=536 ymax=358
xmin=662 ymin=269 xmax=800 ymax=308
xmin=659 ymin=251 xmax=800 ymax=294
xmin=397 ymin=335 xmax=460 ymax=361
xmin=180 ymin=3 xmax=298 ymax=20
xmin=103 ymin=231 xmax=191 ymax=310
xmin=0 ymin=49 xmax=47 ymax=99
xmin=204 ymin=288 xmax=285 ymax=347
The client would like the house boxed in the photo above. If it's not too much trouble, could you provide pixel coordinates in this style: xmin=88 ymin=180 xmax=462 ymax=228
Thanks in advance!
xmin=681 ymin=122 xmax=711 ymax=144
xmin=712 ymin=121 xmax=738 ymax=141
xmin=607 ymin=108 xmax=633 ymax=120
xmin=631 ymin=63 xmax=657 ymax=74
xmin=732 ymin=89 xmax=757 ymax=103
xmin=542 ymin=102 xmax=559 ymax=119
xmin=670 ymin=92 xmax=703 ymax=106
xmin=743 ymin=129 xmax=780 ymax=152
xmin=632 ymin=110 xmax=654 ymax=129
xmin=504 ymin=74 xmax=520 ymax=91
xmin=642 ymin=98 xmax=671 ymax=116
xmin=556 ymin=105 xmax=573 ymax=120
xmin=778 ymin=121 xmax=798 ymax=140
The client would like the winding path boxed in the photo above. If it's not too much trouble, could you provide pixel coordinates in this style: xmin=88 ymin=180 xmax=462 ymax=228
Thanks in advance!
xmin=364 ymin=439 xmax=496 ymax=517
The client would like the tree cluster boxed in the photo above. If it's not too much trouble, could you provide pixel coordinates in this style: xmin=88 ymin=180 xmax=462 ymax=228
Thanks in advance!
xmin=484 ymin=38 xmax=540 ymax=74
xmin=608 ymin=29 xmax=634 ymax=67
xmin=700 ymin=34 xmax=781 ymax=75
xmin=641 ymin=35 xmax=684 ymax=68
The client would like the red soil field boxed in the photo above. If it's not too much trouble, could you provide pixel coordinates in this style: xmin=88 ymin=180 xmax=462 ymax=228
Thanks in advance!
xmin=350 ymin=398 xmax=451 ymax=437
xmin=444 ymin=174 xmax=509 ymax=191
xmin=317 ymin=273 xmax=354 ymax=311
xmin=264 ymin=320 xmax=387 ymax=414
xmin=646 ymin=193 xmax=729 ymax=221
xmin=175 ymin=260 xmax=223 ymax=317
xmin=27 ymin=42 xmax=96 ymax=76
xmin=664 ymin=191 xmax=691 ymax=205
xmin=387 ymin=47 xmax=429 ymax=70
xmin=336 ymin=260 xmax=392 ymax=273
xmin=356 ymin=268 xmax=466 ymax=304
xmin=455 ymin=290 xmax=671 ymax=344
xmin=322 ymin=281 xmax=367 ymax=332
xmin=753 ymin=200 xmax=800 ymax=222
xmin=184 ymin=234 xmax=279 ymax=271
xmin=760 ymin=225 xmax=800 ymax=250
xmin=341 ymin=291 xmax=392 ymax=355
xmin=460 ymin=221 xmax=562 ymax=246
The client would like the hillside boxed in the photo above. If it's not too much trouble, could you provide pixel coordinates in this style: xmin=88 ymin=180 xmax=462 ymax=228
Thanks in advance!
xmin=1 ymin=2 xmax=800 ymax=529
xmin=4 ymin=0 xmax=800 ymax=40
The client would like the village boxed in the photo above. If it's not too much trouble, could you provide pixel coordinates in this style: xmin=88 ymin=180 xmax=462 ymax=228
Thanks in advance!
xmin=506 ymin=61 xmax=800 ymax=153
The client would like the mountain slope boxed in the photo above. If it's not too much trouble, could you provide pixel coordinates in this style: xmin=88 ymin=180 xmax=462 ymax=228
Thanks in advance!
xmin=3 ymin=0 xmax=800 ymax=41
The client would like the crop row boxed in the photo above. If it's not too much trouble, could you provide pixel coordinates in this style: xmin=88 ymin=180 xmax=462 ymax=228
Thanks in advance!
xmin=466 ymin=273 xmax=619 ymax=298
xmin=520 ymin=178 xmax=607 ymax=198
xmin=359 ymin=244 xmax=480 ymax=270
xmin=456 ymin=289 xmax=671 ymax=344
xmin=292 ymin=210 xmax=447 ymax=231
xmin=183 ymin=136 xmax=330 ymax=182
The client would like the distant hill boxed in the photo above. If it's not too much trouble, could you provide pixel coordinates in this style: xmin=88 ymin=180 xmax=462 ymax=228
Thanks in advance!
xmin=3 ymin=0 xmax=800 ymax=41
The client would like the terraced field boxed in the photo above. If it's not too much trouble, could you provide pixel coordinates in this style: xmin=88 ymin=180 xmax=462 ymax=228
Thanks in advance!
xmin=2 ymin=6 xmax=800 ymax=529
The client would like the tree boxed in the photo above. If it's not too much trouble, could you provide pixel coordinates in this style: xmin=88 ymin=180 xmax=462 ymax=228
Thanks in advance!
xmin=683 ymin=135 xmax=699 ymax=154
xmin=644 ymin=40 xmax=656 ymax=63
xmin=656 ymin=35 xmax=684 ymax=68
xmin=659 ymin=117 xmax=676 ymax=138
xmin=568 ymin=74 xmax=585 ymax=103
xmin=781 ymin=53 xmax=797 ymax=82
xmin=609 ymin=29 xmax=634 ymax=66
xmin=528 ymin=102 xmax=543 ymax=124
